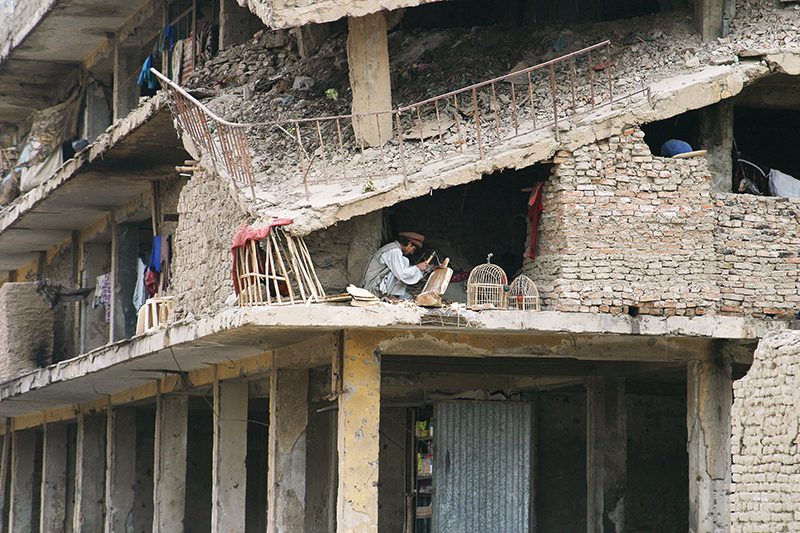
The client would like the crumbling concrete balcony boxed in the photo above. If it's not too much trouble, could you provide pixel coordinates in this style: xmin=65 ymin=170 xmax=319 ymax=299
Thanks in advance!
xmin=0 ymin=0 xmax=147 ymax=124
xmin=0 ymin=96 xmax=185 ymax=274
xmin=237 ymin=0 xmax=441 ymax=29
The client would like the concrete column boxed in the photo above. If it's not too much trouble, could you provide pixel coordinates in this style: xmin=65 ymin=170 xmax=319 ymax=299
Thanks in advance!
xmin=74 ymin=412 xmax=107 ymax=532
xmin=699 ymin=101 xmax=734 ymax=193
xmin=219 ymin=0 xmax=262 ymax=50
xmin=9 ymin=430 xmax=36 ymax=533
xmin=105 ymin=408 xmax=137 ymax=532
xmin=211 ymin=380 xmax=248 ymax=533
xmin=336 ymin=332 xmax=380 ymax=533
xmin=267 ymin=368 xmax=309 ymax=533
xmin=586 ymin=378 xmax=626 ymax=533
xmin=40 ymin=423 xmax=69 ymax=532
xmin=346 ymin=13 xmax=392 ymax=146
xmin=113 ymin=45 xmax=140 ymax=121
xmin=694 ymin=0 xmax=725 ymax=41
xmin=687 ymin=356 xmax=732 ymax=533
xmin=152 ymin=394 xmax=188 ymax=532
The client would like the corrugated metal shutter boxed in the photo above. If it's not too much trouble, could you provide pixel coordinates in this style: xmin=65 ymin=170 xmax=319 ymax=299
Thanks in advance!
xmin=432 ymin=401 xmax=532 ymax=533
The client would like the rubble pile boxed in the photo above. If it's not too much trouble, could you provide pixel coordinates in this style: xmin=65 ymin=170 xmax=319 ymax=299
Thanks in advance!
xmin=177 ymin=2 xmax=800 ymax=214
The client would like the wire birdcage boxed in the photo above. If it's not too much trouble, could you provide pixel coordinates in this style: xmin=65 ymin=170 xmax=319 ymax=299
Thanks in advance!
xmin=508 ymin=275 xmax=540 ymax=311
xmin=467 ymin=254 xmax=509 ymax=309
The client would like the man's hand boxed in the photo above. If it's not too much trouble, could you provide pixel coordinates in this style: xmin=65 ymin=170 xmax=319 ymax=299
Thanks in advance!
xmin=415 ymin=262 xmax=430 ymax=272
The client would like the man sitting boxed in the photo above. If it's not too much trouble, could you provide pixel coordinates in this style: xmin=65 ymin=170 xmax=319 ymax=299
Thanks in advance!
xmin=362 ymin=232 xmax=430 ymax=299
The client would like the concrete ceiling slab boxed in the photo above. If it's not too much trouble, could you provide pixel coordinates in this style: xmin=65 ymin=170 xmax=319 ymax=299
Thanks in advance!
xmin=0 ymin=0 xmax=146 ymax=122
xmin=0 ymin=106 xmax=185 ymax=268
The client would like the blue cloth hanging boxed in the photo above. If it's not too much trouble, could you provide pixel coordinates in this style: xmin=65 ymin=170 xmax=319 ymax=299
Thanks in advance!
xmin=149 ymin=236 xmax=163 ymax=273
xmin=137 ymin=55 xmax=157 ymax=90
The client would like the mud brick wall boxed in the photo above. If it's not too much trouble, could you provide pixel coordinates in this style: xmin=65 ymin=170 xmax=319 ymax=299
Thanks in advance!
xmin=525 ymin=128 xmax=719 ymax=316
xmin=0 ymin=282 xmax=54 ymax=380
xmin=170 ymin=170 xmax=248 ymax=319
xmin=731 ymin=331 xmax=800 ymax=531
xmin=715 ymin=194 xmax=800 ymax=319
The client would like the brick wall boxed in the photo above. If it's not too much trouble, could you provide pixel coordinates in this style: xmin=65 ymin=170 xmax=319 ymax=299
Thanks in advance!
xmin=716 ymin=195 xmax=800 ymax=318
xmin=525 ymin=128 xmax=800 ymax=319
xmin=731 ymin=330 xmax=800 ymax=531
xmin=170 ymin=170 xmax=249 ymax=319
xmin=0 ymin=282 xmax=54 ymax=381
xmin=525 ymin=128 xmax=719 ymax=316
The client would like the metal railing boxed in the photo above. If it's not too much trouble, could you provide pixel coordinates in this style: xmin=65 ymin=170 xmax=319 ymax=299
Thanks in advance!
xmin=152 ymin=40 xmax=646 ymax=200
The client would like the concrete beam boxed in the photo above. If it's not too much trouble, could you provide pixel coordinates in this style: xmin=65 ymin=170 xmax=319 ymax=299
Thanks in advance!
xmin=687 ymin=356 xmax=732 ymax=533
xmin=40 ymin=423 xmax=68 ymax=532
xmin=586 ymin=378 xmax=626 ymax=533
xmin=74 ymin=412 xmax=107 ymax=532
xmin=346 ymin=13 xmax=392 ymax=146
xmin=336 ymin=331 xmax=380 ymax=532
xmin=105 ymin=408 xmax=137 ymax=532
xmin=10 ymin=429 xmax=37 ymax=533
xmin=211 ymin=380 xmax=248 ymax=533
xmin=152 ymin=394 xmax=188 ymax=532
xmin=267 ymin=368 xmax=308 ymax=533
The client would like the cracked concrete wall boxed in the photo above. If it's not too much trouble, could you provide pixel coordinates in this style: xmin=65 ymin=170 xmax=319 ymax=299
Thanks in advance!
xmin=0 ymin=282 xmax=54 ymax=381
xmin=731 ymin=330 xmax=800 ymax=532
xmin=170 ymin=169 xmax=249 ymax=320
xmin=305 ymin=210 xmax=383 ymax=294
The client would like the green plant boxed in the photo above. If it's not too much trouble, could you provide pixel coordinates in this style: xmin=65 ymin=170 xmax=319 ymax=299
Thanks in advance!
xmin=325 ymin=88 xmax=339 ymax=101
xmin=362 ymin=179 xmax=375 ymax=193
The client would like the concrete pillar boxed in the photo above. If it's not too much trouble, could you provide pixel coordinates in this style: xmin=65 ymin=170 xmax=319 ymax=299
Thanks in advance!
xmin=105 ymin=408 xmax=137 ymax=532
xmin=211 ymin=380 xmax=248 ymax=533
xmin=113 ymin=45 xmax=140 ymax=121
xmin=219 ymin=0 xmax=263 ymax=50
xmin=9 ymin=430 xmax=36 ymax=533
xmin=346 ymin=13 xmax=392 ymax=147
xmin=586 ymin=378 xmax=626 ymax=533
xmin=40 ymin=423 xmax=69 ymax=532
xmin=694 ymin=0 xmax=725 ymax=41
xmin=336 ymin=332 xmax=380 ymax=533
xmin=152 ymin=394 xmax=188 ymax=532
xmin=74 ymin=413 xmax=107 ymax=532
xmin=687 ymin=356 xmax=732 ymax=533
xmin=700 ymin=101 xmax=734 ymax=192
xmin=267 ymin=368 xmax=309 ymax=533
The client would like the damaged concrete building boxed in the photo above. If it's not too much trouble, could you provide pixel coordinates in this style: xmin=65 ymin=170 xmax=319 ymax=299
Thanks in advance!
xmin=1 ymin=0 xmax=800 ymax=531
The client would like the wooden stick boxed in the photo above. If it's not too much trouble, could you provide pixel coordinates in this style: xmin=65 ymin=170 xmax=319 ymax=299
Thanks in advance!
xmin=281 ymin=232 xmax=308 ymax=301
xmin=299 ymin=237 xmax=325 ymax=297
xmin=265 ymin=237 xmax=282 ymax=304
xmin=270 ymin=231 xmax=295 ymax=303
xmin=286 ymin=235 xmax=315 ymax=299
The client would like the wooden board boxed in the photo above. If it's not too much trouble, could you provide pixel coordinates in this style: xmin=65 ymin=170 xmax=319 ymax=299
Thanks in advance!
xmin=672 ymin=150 xmax=707 ymax=159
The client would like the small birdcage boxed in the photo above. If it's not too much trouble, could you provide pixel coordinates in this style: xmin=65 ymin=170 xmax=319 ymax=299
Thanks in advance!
xmin=508 ymin=275 xmax=540 ymax=311
xmin=467 ymin=254 xmax=509 ymax=309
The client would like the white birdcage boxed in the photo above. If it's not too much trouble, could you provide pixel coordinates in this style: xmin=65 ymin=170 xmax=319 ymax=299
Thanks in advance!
xmin=467 ymin=254 xmax=509 ymax=309
xmin=508 ymin=275 xmax=540 ymax=311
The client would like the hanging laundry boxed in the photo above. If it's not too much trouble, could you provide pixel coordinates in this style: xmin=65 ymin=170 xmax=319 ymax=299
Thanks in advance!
xmin=149 ymin=236 xmax=163 ymax=273
xmin=145 ymin=268 xmax=159 ymax=298
xmin=527 ymin=182 xmax=545 ymax=260
xmin=93 ymin=273 xmax=113 ymax=323
xmin=137 ymin=55 xmax=158 ymax=90
xmin=133 ymin=258 xmax=147 ymax=311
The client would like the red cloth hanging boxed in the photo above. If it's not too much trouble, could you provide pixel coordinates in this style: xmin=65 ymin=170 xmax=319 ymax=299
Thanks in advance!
xmin=527 ymin=183 xmax=544 ymax=260
xmin=231 ymin=219 xmax=293 ymax=295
